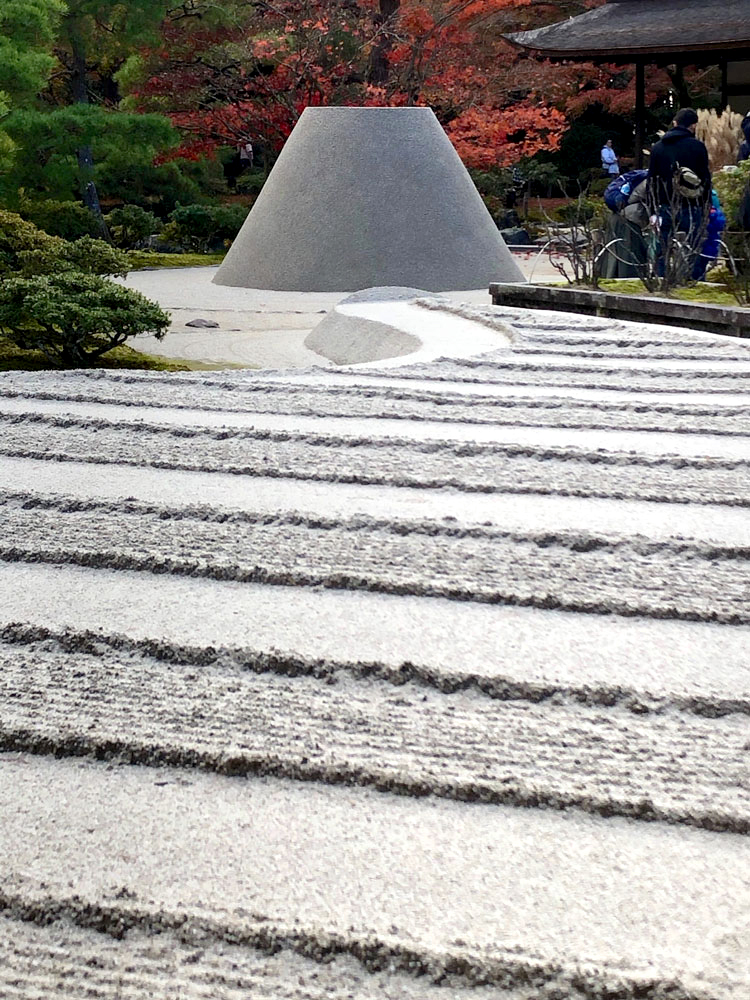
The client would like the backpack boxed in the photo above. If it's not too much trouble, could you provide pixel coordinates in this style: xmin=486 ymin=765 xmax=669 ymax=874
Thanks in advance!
xmin=674 ymin=165 xmax=702 ymax=199
xmin=603 ymin=169 xmax=649 ymax=212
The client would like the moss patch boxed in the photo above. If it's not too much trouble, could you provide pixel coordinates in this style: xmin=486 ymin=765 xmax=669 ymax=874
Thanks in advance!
xmin=0 ymin=337 xmax=255 ymax=372
xmin=126 ymin=251 xmax=226 ymax=271
xmin=596 ymin=279 xmax=741 ymax=307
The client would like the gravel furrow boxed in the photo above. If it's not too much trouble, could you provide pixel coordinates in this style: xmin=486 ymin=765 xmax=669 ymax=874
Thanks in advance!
xmin=4 ymin=622 xmax=748 ymax=718
xmin=2 ymin=756 xmax=748 ymax=1000
xmin=1 ymin=414 xmax=748 ymax=507
xmin=2 ymin=377 xmax=750 ymax=434
xmin=2 ymin=493 xmax=748 ymax=623
xmin=0 ymin=913 xmax=511 ymax=1000
xmin=3 ymin=563 xmax=749 ymax=706
xmin=354 ymin=357 xmax=750 ymax=393
xmin=6 ymin=455 xmax=750 ymax=547
xmin=510 ymin=343 xmax=750 ymax=361
xmin=1 ymin=630 xmax=748 ymax=832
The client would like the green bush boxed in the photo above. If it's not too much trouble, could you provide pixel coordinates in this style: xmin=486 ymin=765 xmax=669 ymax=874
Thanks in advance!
xmin=521 ymin=159 xmax=565 ymax=197
xmin=713 ymin=162 xmax=750 ymax=227
xmin=17 ymin=235 xmax=130 ymax=279
xmin=0 ymin=273 xmax=170 ymax=367
xmin=468 ymin=168 xmax=512 ymax=200
xmin=587 ymin=176 xmax=611 ymax=198
xmin=105 ymin=205 xmax=161 ymax=249
xmin=554 ymin=197 xmax=598 ymax=224
xmin=20 ymin=199 xmax=102 ymax=240
xmin=165 ymin=203 xmax=249 ymax=251
xmin=0 ymin=211 xmax=169 ymax=367
xmin=235 ymin=171 xmax=267 ymax=197
xmin=0 ymin=210 xmax=56 ymax=272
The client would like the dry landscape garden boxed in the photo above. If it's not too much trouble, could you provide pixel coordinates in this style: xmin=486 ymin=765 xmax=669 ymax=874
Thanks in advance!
xmin=1 ymin=1 xmax=750 ymax=998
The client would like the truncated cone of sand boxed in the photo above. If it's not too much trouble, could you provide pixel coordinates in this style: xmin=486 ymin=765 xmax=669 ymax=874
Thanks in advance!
xmin=213 ymin=106 xmax=523 ymax=292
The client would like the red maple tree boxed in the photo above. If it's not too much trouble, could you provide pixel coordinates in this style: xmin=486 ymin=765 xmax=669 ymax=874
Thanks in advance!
xmin=129 ymin=0 xmax=578 ymax=169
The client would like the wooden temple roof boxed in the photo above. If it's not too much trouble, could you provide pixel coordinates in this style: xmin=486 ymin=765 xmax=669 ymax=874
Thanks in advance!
xmin=506 ymin=0 xmax=750 ymax=62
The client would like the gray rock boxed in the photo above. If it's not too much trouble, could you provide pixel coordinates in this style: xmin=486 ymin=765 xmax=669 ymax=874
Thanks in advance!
xmin=185 ymin=319 xmax=220 ymax=329
xmin=499 ymin=227 xmax=532 ymax=246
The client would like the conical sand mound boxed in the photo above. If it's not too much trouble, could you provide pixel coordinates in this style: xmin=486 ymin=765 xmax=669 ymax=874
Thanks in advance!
xmin=213 ymin=107 xmax=523 ymax=292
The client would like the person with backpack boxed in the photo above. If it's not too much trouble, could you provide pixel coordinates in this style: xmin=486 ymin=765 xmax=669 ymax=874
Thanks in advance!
xmin=598 ymin=169 xmax=650 ymax=278
xmin=646 ymin=108 xmax=712 ymax=279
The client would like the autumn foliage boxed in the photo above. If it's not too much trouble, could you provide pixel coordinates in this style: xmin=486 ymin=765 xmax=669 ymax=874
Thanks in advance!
xmin=128 ymin=0 xmax=577 ymax=169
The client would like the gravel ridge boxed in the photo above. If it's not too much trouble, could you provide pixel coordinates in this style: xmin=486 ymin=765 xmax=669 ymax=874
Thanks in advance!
xmin=1 ymin=626 xmax=748 ymax=832
xmin=0 ymin=893 xmax=715 ymax=1000
xmin=2 ymin=491 xmax=749 ymax=623
xmin=2 ymin=412 xmax=749 ymax=507
xmin=1 ymin=306 xmax=749 ymax=998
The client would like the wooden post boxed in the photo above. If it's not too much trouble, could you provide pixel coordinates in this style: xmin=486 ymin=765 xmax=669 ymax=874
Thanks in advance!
xmin=635 ymin=59 xmax=646 ymax=168
xmin=721 ymin=60 xmax=728 ymax=108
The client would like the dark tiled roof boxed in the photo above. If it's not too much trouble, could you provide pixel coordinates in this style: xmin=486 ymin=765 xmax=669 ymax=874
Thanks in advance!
xmin=506 ymin=0 xmax=750 ymax=59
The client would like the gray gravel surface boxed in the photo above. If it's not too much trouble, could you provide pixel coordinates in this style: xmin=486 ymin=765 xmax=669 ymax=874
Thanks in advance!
xmin=4 ymin=455 xmax=749 ymax=545
xmin=2 ymin=491 xmax=748 ymax=623
xmin=1 ymin=305 xmax=749 ymax=1000
xmin=1 ymin=625 xmax=747 ymax=831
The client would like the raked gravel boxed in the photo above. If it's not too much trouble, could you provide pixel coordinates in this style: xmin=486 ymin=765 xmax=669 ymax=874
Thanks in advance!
xmin=1 ymin=300 xmax=749 ymax=999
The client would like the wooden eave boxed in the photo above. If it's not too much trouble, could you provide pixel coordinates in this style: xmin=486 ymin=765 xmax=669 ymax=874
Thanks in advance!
xmin=505 ymin=0 xmax=750 ymax=63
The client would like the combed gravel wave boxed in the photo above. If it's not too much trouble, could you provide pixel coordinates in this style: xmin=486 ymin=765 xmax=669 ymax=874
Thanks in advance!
xmin=2 ymin=412 xmax=749 ymax=506
xmin=3 ymin=374 xmax=750 ymax=433
xmin=0 ymin=911 xmax=514 ymax=1000
xmin=2 ymin=492 xmax=749 ymax=623
xmin=2 ymin=305 xmax=750 ymax=999
xmin=1 ymin=628 xmax=748 ymax=832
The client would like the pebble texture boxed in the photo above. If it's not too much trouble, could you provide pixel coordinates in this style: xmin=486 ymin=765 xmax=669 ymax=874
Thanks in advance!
xmin=1 ymin=303 xmax=750 ymax=999
xmin=212 ymin=108 xmax=523 ymax=291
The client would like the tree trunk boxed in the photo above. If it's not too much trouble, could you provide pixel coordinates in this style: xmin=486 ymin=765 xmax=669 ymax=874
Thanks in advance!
xmin=666 ymin=65 xmax=692 ymax=112
xmin=367 ymin=0 xmax=399 ymax=86
xmin=70 ymin=31 xmax=110 ymax=241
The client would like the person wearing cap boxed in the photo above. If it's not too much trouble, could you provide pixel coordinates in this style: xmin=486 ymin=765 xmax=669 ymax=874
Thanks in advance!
xmin=647 ymin=108 xmax=711 ymax=206
xmin=647 ymin=108 xmax=712 ymax=278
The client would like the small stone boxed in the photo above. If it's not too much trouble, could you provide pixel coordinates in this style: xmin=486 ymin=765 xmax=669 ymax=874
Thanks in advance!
xmin=185 ymin=318 xmax=220 ymax=328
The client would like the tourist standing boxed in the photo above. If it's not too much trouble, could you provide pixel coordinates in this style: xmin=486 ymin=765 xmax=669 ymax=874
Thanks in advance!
xmin=601 ymin=139 xmax=619 ymax=176
xmin=737 ymin=113 xmax=750 ymax=162
xmin=647 ymin=108 xmax=712 ymax=278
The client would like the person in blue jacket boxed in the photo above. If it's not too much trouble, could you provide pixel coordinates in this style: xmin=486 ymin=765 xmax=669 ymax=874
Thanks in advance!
xmin=738 ymin=113 xmax=750 ymax=162
xmin=600 ymin=139 xmax=619 ymax=176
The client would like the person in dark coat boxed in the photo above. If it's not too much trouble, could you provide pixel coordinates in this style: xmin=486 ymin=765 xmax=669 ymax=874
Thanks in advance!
xmin=738 ymin=114 xmax=750 ymax=163
xmin=647 ymin=108 xmax=712 ymax=278
xmin=736 ymin=116 xmax=750 ymax=231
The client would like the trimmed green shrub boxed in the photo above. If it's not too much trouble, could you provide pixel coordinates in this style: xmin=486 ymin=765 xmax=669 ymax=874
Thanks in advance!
xmin=18 ymin=235 xmax=130 ymax=278
xmin=105 ymin=205 xmax=161 ymax=249
xmin=165 ymin=203 xmax=249 ymax=251
xmin=1 ymin=210 xmax=130 ymax=277
xmin=234 ymin=170 xmax=267 ymax=197
xmin=468 ymin=168 xmax=513 ymax=200
xmin=20 ymin=199 xmax=102 ymax=240
xmin=554 ymin=197 xmax=598 ymax=224
xmin=0 ymin=211 xmax=169 ymax=367
xmin=0 ymin=272 xmax=170 ymax=367
xmin=713 ymin=162 xmax=750 ymax=227
xmin=0 ymin=210 xmax=56 ymax=271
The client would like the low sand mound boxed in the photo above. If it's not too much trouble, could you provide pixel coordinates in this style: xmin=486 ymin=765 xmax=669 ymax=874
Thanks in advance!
xmin=1 ymin=305 xmax=750 ymax=999
xmin=305 ymin=287 xmax=425 ymax=364
xmin=305 ymin=287 xmax=512 ymax=365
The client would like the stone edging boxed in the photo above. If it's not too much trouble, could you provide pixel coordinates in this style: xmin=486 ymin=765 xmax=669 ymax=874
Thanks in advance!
xmin=489 ymin=282 xmax=750 ymax=339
